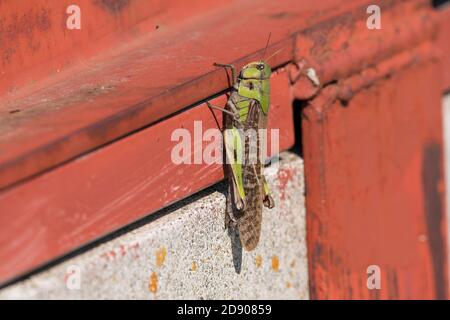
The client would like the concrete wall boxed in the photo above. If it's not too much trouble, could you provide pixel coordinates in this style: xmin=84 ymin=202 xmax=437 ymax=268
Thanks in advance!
xmin=0 ymin=152 xmax=309 ymax=299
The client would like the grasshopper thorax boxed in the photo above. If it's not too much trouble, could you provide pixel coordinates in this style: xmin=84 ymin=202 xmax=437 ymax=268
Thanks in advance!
xmin=237 ymin=61 xmax=271 ymax=114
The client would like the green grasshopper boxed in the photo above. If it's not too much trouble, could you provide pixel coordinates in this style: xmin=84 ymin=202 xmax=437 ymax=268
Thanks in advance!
xmin=207 ymin=53 xmax=276 ymax=251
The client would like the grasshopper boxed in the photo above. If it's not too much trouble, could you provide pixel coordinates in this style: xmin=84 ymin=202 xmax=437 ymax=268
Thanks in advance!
xmin=207 ymin=51 xmax=276 ymax=251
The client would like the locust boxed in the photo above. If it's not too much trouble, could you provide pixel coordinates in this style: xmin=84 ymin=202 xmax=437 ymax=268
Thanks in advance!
xmin=207 ymin=44 xmax=277 ymax=251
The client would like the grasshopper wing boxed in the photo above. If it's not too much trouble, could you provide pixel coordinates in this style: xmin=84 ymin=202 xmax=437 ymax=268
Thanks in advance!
xmin=238 ymin=100 xmax=264 ymax=251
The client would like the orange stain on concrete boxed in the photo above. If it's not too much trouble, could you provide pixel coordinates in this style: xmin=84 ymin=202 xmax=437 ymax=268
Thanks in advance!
xmin=191 ymin=261 xmax=197 ymax=271
xmin=271 ymin=256 xmax=279 ymax=272
xmin=155 ymin=247 xmax=167 ymax=268
xmin=148 ymin=272 xmax=158 ymax=293
xmin=255 ymin=255 xmax=262 ymax=268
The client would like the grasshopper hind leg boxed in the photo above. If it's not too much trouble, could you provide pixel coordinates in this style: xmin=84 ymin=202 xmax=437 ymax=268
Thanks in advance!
xmin=225 ymin=176 xmax=243 ymax=229
xmin=263 ymin=194 xmax=275 ymax=209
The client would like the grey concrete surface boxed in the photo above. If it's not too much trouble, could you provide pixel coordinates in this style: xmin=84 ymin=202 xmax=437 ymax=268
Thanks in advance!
xmin=0 ymin=152 xmax=308 ymax=299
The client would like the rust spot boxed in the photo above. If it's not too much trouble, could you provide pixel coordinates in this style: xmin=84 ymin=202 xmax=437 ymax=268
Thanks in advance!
xmin=271 ymin=256 xmax=279 ymax=272
xmin=268 ymin=12 xmax=297 ymax=19
xmin=129 ymin=242 xmax=140 ymax=259
xmin=255 ymin=255 xmax=262 ymax=268
xmin=422 ymin=142 xmax=447 ymax=299
xmin=100 ymin=249 xmax=117 ymax=261
xmin=95 ymin=0 xmax=131 ymax=14
xmin=286 ymin=281 xmax=292 ymax=288
xmin=0 ymin=7 xmax=51 ymax=65
xmin=148 ymin=272 xmax=158 ymax=293
xmin=155 ymin=247 xmax=166 ymax=268
xmin=119 ymin=245 xmax=126 ymax=257
xmin=191 ymin=261 xmax=197 ymax=271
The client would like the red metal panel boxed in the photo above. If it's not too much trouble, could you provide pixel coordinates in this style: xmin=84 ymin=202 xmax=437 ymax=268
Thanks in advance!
xmin=0 ymin=70 xmax=294 ymax=285
xmin=0 ymin=0 xmax=447 ymax=295
xmin=437 ymin=4 xmax=450 ymax=91
xmin=291 ymin=0 xmax=437 ymax=100
xmin=0 ymin=0 xmax=390 ymax=191
xmin=303 ymin=56 xmax=447 ymax=299
xmin=0 ymin=0 xmax=235 ymax=97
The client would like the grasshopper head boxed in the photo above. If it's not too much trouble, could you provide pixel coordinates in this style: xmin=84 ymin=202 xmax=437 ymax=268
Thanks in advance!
xmin=237 ymin=61 xmax=271 ymax=114
xmin=239 ymin=61 xmax=271 ymax=80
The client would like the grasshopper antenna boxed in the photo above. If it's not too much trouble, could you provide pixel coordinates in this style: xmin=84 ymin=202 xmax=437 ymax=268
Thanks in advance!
xmin=265 ymin=47 xmax=284 ymax=63
xmin=261 ymin=32 xmax=271 ymax=62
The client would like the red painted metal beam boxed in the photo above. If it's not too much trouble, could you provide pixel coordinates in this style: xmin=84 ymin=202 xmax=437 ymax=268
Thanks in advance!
xmin=0 ymin=0 xmax=446 ymax=292
xmin=0 ymin=0 xmax=236 ymax=97
xmin=437 ymin=4 xmax=450 ymax=91
xmin=303 ymin=42 xmax=448 ymax=300
xmin=0 ymin=0 xmax=394 ymax=191
xmin=291 ymin=1 xmax=438 ymax=99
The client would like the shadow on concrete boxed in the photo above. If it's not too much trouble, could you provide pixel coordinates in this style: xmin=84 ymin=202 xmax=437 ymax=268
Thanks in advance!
xmin=228 ymin=227 xmax=243 ymax=274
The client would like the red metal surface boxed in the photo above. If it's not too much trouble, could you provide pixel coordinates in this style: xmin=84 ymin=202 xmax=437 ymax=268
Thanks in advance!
xmin=303 ymin=51 xmax=448 ymax=299
xmin=0 ymin=0 xmax=448 ymax=296
xmin=0 ymin=0 xmax=390 ymax=191
xmin=0 ymin=0 xmax=235 ymax=97
xmin=437 ymin=4 xmax=450 ymax=91
xmin=291 ymin=1 xmax=437 ymax=100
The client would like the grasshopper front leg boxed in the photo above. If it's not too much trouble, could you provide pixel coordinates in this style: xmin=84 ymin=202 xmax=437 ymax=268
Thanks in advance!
xmin=213 ymin=63 xmax=238 ymax=87
xmin=207 ymin=100 xmax=246 ymax=225
xmin=251 ymin=163 xmax=275 ymax=209
xmin=206 ymin=101 xmax=239 ymax=122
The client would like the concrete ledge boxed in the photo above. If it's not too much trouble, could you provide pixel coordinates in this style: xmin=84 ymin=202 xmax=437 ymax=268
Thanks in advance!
xmin=0 ymin=152 xmax=308 ymax=299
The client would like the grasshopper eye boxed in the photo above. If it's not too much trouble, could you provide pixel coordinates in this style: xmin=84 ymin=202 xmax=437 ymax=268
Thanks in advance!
xmin=257 ymin=64 xmax=264 ymax=70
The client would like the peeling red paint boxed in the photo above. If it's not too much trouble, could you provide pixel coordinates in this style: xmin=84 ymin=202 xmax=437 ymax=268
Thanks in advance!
xmin=278 ymin=168 xmax=295 ymax=200
xmin=303 ymin=56 xmax=447 ymax=299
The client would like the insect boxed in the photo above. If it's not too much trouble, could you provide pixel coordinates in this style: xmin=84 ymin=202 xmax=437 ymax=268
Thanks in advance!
xmin=207 ymin=39 xmax=277 ymax=251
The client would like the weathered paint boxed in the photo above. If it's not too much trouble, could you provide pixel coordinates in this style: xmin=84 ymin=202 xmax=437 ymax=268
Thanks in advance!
xmin=0 ymin=0 xmax=235 ymax=96
xmin=0 ymin=0 xmax=395 ymax=191
xmin=291 ymin=1 xmax=437 ymax=100
xmin=303 ymin=56 xmax=448 ymax=299
xmin=0 ymin=0 xmax=448 ymax=299
xmin=437 ymin=4 xmax=450 ymax=92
